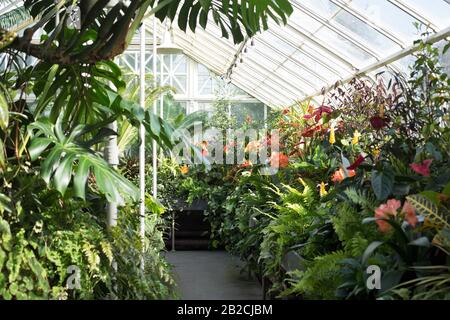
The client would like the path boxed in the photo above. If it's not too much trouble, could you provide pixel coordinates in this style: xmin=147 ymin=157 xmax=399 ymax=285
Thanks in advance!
xmin=165 ymin=251 xmax=262 ymax=300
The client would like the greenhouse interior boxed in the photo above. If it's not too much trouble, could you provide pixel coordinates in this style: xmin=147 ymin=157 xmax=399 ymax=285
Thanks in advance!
xmin=0 ymin=0 xmax=449 ymax=303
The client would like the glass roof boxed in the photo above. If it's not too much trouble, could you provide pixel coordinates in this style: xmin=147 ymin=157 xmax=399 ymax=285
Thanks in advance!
xmin=143 ymin=0 xmax=450 ymax=107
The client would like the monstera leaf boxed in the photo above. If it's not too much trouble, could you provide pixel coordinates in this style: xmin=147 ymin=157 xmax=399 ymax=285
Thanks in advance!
xmin=28 ymin=118 xmax=138 ymax=204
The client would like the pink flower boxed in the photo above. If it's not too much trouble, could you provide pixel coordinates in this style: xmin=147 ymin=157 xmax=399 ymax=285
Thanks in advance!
xmin=374 ymin=199 xmax=401 ymax=233
xmin=375 ymin=211 xmax=392 ymax=233
xmin=402 ymin=201 xmax=418 ymax=228
xmin=409 ymin=159 xmax=432 ymax=177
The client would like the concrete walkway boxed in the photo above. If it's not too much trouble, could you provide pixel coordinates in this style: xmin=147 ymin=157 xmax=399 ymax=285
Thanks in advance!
xmin=165 ymin=251 xmax=262 ymax=300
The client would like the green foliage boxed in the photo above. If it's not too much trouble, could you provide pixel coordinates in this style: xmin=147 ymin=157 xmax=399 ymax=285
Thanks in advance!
xmin=331 ymin=188 xmax=378 ymax=249
xmin=283 ymin=251 xmax=347 ymax=300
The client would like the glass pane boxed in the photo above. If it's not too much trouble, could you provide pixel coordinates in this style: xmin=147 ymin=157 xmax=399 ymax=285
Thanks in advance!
xmin=350 ymin=0 xmax=421 ymax=41
xmin=314 ymin=27 xmax=376 ymax=66
xmin=297 ymin=0 xmax=340 ymax=18
xmin=173 ymin=75 xmax=187 ymax=94
xmin=332 ymin=10 xmax=399 ymax=53
xmin=288 ymin=7 xmax=324 ymax=33
xmin=403 ymin=0 xmax=450 ymax=28
xmin=258 ymin=31 xmax=298 ymax=56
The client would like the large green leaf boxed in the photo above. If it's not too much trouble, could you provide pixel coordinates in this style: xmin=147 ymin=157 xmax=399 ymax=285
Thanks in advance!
xmin=371 ymin=170 xmax=394 ymax=201
xmin=28 ymin=119 xmax=138 ymax=204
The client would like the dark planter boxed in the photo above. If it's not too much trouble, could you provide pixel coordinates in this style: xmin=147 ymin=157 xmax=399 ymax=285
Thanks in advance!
xmin=173 ymin=198 xmax=208 ymax=211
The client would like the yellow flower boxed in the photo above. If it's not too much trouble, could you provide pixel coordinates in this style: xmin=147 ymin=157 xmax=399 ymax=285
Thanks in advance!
xmin=329 ymin=127 xmax=336 ymax=145
xmin=379 ymin=104 xmax=385 ymax=118
xmin=372 ymin=148 xmax=380 ymax=158
xmin=180 ymin=165 xmax=189 ymax=175
xmin=319 ymin=182 xmax=328 ymax=197
xmin=352 ymin=130 xmax=360 ymax=145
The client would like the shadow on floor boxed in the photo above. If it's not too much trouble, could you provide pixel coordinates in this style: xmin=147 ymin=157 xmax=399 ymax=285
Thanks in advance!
xmin=165 ymin=251 xmax=262 ymax=300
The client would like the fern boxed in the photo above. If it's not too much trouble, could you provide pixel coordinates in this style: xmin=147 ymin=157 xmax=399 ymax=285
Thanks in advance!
xmin=344 ymin=187 xmax=376 ymax=209
xmin=344 ymin=233 xmax=369 ymax=257
xmin=282 ymin=251 xmax=347 ymax=299
xmin=100 ymin=241 xmax=113 ymax=265
xmin=82 ymin=242 xmax=100 ymax=273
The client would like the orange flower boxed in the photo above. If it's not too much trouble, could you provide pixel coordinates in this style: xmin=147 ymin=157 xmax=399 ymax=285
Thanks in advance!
xmin=331 ymin=168 xmax=356 ymax=183
xmin=270 ymin=152 xmax=289 ymax=169
xmin=180 ymin=165 xmax=189 ymax=175
xmin=347 ymin=169 xmax=356 ymax=178
xmin=332 ymin=169 xmax=344 ymax=183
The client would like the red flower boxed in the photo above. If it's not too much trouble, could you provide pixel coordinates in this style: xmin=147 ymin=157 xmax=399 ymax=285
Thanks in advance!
xmin=347 ymin=154 xmax=365 ymax=170
xmin=303 ymin=114 xmax=313 ymax=120
xmin=370 ymin=116 xmax=386 ymax=130
xmin=241 ymin=160 xmax=253 ymax=168
xmin=282 ymin=108 xmax=290 ymax=115
xmin=409 ymin=159 xmax=432 ymax=177
xmin=201 ymin=149 xmax=208 ymax=156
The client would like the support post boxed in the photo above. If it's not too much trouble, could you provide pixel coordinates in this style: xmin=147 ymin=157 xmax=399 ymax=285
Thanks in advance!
xmin=139 ymin=19 xmax=147 ymax=269
xmin=105 ymin=121 xmax=119 ymax=228
xmin=152 ymin=16 xmax=158 ymax=199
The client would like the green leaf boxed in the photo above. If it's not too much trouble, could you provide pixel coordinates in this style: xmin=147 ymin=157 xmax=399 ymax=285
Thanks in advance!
xmin=0 ymin=140 xmax=5 ymax=169
xmin=73 ymin=158 xmax=91 ymax=200
xmin=362 ymin=241 xmax=384 ymax=265
xmin=148 ymin=112 xmax=161 ymax=136
xmin=371 ymin=170 xmax=394 ymax=201
xmin=28 ymin=138 xmax=53 ymax=161
xmin=408 ymin=237 xmax=430 ymax=248
xmin=0 ymin=90 xmax=9 ymax=131
xmin=53 ymin=153 xmax=76 ymax=196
